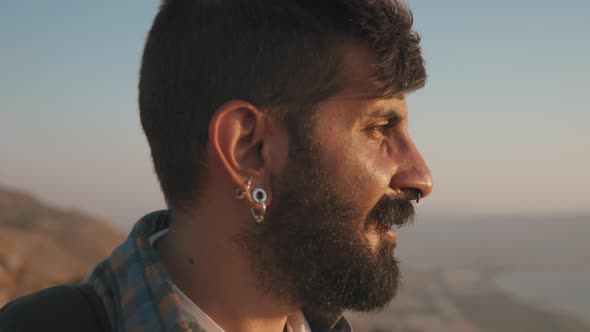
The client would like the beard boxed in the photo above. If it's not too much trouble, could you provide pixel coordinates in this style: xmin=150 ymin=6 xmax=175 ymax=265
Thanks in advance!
xmin=238 ymin=124 xmax=415 ymax=314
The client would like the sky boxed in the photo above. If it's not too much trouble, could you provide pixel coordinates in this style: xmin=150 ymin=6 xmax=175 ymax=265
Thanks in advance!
xmin=1 ymin=0 xmax=589 ymax=228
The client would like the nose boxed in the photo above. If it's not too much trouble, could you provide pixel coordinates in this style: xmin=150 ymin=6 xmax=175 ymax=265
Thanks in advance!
xmin=389 ymin=139 xmax=433 ymax=201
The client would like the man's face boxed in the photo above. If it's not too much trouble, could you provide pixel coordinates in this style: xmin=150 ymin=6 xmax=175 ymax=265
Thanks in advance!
xmin=239 ymin=47 xmax=432 ymax=313
xmin=240 ymin=97 xmax=431 ymax=313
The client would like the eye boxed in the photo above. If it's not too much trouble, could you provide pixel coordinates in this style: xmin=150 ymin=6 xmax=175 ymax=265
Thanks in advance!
xmin=366 ymin=116 xmax=399 ymax=137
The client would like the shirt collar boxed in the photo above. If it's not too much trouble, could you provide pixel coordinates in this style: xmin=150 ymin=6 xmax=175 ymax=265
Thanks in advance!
xmin=148 ymin=228 xmax=322 ymax=332
xmin=90 ymin=210 xmax=352 ymax=332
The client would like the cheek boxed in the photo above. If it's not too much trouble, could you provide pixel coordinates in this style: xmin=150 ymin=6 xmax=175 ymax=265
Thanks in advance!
xmin=354 ymin=145 xmax=396 ymax=191
xmin=323 ymin=136 xmax=393 ymax=205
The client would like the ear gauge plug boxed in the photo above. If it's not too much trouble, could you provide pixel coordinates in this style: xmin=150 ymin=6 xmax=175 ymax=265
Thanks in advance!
xmin=252 ymin=188 xmax=267 ymax=203
xmin=251 ymin=188 xmax=267 ymax=222
xmin=235 ymin=177 xmax=268 ymax=223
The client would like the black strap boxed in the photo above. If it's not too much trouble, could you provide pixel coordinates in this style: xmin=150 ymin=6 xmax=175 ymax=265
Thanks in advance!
xmin=0 ymin=284 xmax=111 ymax=332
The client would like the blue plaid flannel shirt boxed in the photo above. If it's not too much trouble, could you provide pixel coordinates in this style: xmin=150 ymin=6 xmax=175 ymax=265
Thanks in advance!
xmin=87 ymin=210 xmax=352 ymax=332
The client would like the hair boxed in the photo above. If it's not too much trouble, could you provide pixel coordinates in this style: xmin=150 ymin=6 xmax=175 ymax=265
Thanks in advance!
xmin=139 ymin=0 xmax=426 ymax=209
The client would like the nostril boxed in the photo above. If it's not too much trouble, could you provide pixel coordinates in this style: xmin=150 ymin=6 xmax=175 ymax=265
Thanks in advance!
xmin=400 ymin=188 xmax=422 ymax=202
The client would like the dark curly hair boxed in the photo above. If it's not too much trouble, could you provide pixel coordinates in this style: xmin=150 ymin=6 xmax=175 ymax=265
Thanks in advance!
xmin=139 ymin=0 xmax=426 ymax=209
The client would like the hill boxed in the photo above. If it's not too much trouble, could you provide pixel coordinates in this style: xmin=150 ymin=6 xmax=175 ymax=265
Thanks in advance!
xmin=0 ymin=186 xmax=124 ymax=306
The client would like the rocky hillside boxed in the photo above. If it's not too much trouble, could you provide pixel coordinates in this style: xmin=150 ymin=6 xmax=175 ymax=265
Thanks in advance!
xmin=0 ymin=187 xmax=125 ymax=306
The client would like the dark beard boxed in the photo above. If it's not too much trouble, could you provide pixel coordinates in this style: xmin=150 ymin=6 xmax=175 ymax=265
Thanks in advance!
xmin=238 ymin=125 xmax=415 ymax=314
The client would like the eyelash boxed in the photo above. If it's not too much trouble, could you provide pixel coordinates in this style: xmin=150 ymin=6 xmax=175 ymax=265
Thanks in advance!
xmin=367 ymin=117 xmax=398 ymax=136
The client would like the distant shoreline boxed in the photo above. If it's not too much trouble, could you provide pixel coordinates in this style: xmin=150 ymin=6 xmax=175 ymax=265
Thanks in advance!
xmin=347 ymin=265 xmax=590 ymax=332
xmin=492 ymin=266 xmax=590 ymax=326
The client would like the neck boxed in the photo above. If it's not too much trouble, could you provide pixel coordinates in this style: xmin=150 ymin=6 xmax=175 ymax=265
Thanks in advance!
xmin=156 ymin=207 xmax=298 ymax=332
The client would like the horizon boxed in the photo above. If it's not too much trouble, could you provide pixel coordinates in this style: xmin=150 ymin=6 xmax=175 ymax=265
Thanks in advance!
xmin=2 ymin=183 xmax=588 ymax=234
xmin=1 ymin=0 xmax=589 ymax=228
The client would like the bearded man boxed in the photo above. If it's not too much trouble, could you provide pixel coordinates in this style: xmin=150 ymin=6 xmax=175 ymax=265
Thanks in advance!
xmin=0 ymin=0 xmax=432 ymax=331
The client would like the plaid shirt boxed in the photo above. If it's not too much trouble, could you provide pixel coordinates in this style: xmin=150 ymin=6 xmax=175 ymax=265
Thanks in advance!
xmin=87 ymin=210 xmax=352 ymax=332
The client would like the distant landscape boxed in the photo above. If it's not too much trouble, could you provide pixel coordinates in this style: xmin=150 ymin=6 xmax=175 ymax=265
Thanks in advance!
xmin=350 ymin=214 xmax=590 ymax=332
xmin=1 ymin=186 xmax=588 ymax=332
xmin=0 ymin=186 xmax=124 ymax=306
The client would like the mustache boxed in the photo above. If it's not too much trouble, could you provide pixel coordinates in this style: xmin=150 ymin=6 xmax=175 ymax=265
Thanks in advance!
xmin=367 ymin=197 xmax=416 ymax=233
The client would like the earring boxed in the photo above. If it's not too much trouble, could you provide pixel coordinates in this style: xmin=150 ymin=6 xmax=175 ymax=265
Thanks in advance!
xmin=250 ymin=188 xmax=267 ymax=223
xmin=235 ymin=177 xmax=253 ymax=199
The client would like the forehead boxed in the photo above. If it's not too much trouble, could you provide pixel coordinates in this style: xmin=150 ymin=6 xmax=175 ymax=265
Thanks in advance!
xmin=312 ymin=43 xmax=408 ymax=123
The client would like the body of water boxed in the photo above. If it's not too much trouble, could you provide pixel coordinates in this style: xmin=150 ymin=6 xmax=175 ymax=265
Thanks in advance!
xmin=494 ymin=266 xmax=590 ymax=323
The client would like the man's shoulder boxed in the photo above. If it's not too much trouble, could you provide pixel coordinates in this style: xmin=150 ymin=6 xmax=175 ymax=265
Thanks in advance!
xmin=0 ymin=284 xmax=110 ymax=332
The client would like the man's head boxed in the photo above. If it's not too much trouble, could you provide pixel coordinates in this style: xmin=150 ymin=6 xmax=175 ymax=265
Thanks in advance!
xmin=140 ymin=0 xmax=432 ymax=314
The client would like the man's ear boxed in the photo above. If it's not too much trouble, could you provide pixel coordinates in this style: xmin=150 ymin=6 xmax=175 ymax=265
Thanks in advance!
xmin=208 ymin=100 xmax=269 ymax=191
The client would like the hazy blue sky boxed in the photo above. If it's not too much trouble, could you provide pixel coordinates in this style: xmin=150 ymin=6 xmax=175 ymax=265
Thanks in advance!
xmin=1 ymin=1 xmax=589 ymax=227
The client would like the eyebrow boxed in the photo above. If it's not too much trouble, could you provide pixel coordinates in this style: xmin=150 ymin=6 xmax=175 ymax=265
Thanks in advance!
xmin=366 ymin=105 xmax=407 ymax=121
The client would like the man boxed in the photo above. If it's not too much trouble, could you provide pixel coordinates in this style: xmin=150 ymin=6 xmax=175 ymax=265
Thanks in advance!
xmin=0 ymin=0 xmax=432 ymax=331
